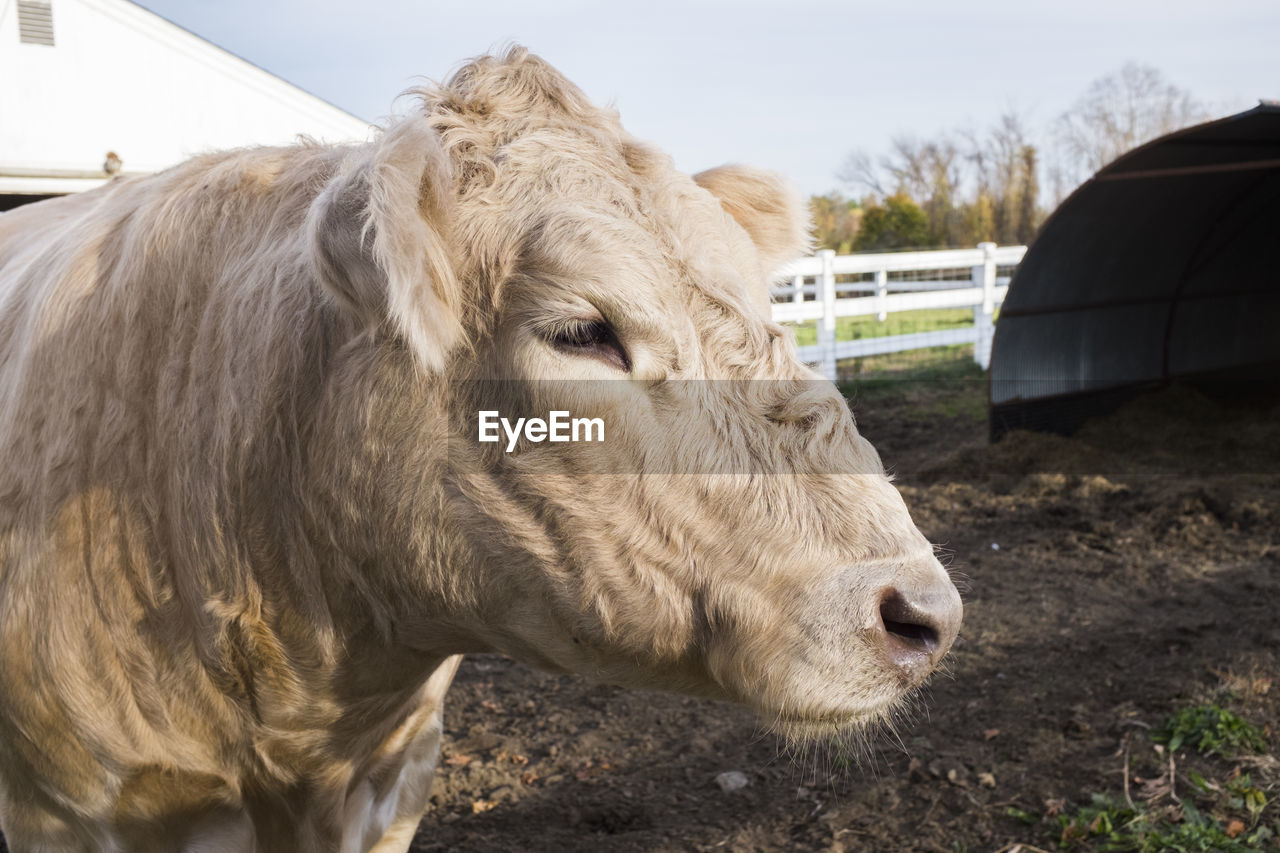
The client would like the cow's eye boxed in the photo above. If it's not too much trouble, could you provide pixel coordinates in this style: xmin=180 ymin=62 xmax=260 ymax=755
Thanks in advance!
xmin=546 ymin=318 xmax=630 ymax=372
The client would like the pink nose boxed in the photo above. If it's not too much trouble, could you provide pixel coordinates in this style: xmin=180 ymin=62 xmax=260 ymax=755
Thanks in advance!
xmin=876 ymin=585 xmax=962 ymax=686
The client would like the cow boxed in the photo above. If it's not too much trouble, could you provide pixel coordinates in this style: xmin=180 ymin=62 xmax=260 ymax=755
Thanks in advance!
xmin=0 ymin=47 xmax=961 ymax=852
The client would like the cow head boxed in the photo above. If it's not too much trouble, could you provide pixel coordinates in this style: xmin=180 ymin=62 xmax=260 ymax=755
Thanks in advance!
xmin=307 ymin=47 xmax=960 ymax=736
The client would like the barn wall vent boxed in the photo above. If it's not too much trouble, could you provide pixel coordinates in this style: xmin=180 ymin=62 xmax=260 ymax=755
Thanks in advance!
xmin=17 ymin=1 xmax=55 ymax=46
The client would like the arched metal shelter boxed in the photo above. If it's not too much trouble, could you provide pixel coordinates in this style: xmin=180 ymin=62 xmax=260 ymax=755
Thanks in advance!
xmin=989 ymin=102 xmax=1280 ymax=438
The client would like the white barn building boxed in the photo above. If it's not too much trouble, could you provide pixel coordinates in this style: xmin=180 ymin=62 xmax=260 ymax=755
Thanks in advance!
xmin=0 ymin=0 xmax=371 ymax=209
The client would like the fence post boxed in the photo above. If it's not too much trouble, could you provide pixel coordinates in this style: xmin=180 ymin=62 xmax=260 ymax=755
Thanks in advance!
xmin=972 ymin=241 xmax=997 ymax=369
xmin=792 ymin=272 xmax=805 ymax=304
xmin=875 ymin=267 xmax=888 ymax=322
xmin=818 ymin=249 xmax=837 ymax=380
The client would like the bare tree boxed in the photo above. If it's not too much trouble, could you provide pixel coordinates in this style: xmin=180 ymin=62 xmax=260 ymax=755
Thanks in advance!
xmin=839 ymin=113 xmax=1041 ymax=247
xmin=836 ymin=150 xmax=886 ymax=197
xmin=1015 ymin=145 xmax=1040 ymax=244
xmin=831 ymin=63 xmax=1207 ymax=244
xmin=1052 ymin=63 xmax=1211 ymax=197
xmin=839 ymin=136 xmax=961 ymax=201
xmin=966 ymin=110 xmax=1037 ymax=244
xmin=838 ymin=134 xmax=966 ymax=245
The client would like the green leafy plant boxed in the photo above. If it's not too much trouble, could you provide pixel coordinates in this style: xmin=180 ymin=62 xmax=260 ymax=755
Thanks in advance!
xmin=1054 ymin=794 xmax=1143 ymax=849
xmin=1051 ymin=795 xmax=1275 ymax=852
xmin=1021 ymin=703 xmax=1275 ymax=851
xmin=1135 ymin=800 xmax=1272 ymax=853
xmin=1226 ymin=773 xmax=1269 ymax=821
xmin=1152 ymin=704 xmax=1268 ymax=757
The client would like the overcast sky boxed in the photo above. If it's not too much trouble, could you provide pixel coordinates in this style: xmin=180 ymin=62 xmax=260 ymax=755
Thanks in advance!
xmin=136 ymin=0 xmax=1277 ymax=197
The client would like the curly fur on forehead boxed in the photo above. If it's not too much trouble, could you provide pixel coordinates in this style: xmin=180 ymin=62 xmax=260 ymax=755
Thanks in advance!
xmin=417 ymin=47 xmax=631 ymax=193
xmin=404 ymin=47 xmax=788 ymax=370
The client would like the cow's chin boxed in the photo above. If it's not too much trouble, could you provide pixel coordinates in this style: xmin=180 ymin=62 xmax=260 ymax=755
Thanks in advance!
xmin=762 ymin=691 xmax=912 ymax=744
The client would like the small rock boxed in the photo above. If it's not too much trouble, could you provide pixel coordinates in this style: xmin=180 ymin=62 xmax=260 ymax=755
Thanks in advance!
xmin=978 ymin=772 xmax=997 ymax=788
xmin=990 ymin=542 xmax=1000 ymax=550
xmin=715 ymin=770 xmax=750 ymax=792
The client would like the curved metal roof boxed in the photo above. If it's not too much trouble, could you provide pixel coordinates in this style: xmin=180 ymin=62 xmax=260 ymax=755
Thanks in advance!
xmin=989 ymin=102 xmax=1280 ymax=437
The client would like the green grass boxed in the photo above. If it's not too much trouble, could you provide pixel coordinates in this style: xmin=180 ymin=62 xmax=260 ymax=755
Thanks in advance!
xmin=787 ymin=308 xmax=979 ymax=348
xmin=834 ymin=348 xmax=988 ymax=422
xmin=785 ymin=307 xmax=992 ymax=392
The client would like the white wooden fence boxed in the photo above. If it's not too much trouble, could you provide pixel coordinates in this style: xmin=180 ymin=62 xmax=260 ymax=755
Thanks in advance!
xmin=772 ymin=242 xmax=1026 ymax=379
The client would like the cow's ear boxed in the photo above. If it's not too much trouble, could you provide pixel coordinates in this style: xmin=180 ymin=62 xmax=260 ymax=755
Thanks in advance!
xmin=693 ymin=165 xmax=812 ymax=278
xmin=308 ymin=117 xmax=462 ymax=373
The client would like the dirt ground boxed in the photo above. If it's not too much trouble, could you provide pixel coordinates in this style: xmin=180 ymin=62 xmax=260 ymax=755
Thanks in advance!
xmin=412 ymin=379 xmax=1280 ymax=852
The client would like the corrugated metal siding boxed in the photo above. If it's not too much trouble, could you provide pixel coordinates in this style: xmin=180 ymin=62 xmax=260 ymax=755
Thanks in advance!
xmin=989 ymin=104 xmax=1280 ymax=439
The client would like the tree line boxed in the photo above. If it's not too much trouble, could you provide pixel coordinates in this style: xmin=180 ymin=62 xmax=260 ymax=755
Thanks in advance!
xmin=813 ymin=63 xmax=1214 ymax=253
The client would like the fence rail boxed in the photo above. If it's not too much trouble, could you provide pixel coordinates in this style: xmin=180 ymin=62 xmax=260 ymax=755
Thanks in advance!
xmin=771 ymin=242 xmax=1026 ymax=379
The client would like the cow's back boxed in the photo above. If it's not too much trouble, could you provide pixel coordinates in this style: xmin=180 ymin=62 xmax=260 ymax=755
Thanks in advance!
xmin=0 ymin=189 xmax=101 ymax=267
xmin=0 ymin=144 xmax=366 ymax=849
xmin=0 ymin=144 xmax=351 ymax=522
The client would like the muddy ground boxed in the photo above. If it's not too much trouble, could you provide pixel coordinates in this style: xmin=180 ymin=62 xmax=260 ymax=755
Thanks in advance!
xmin=413 ymin=378 xmax=1280 ymax=852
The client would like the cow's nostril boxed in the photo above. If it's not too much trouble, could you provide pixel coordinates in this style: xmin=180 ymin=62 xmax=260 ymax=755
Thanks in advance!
xmin=878 ymin=590 xmax=942 ymax=655
xmin=881 ymin=615 xmax=939 ymax=652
